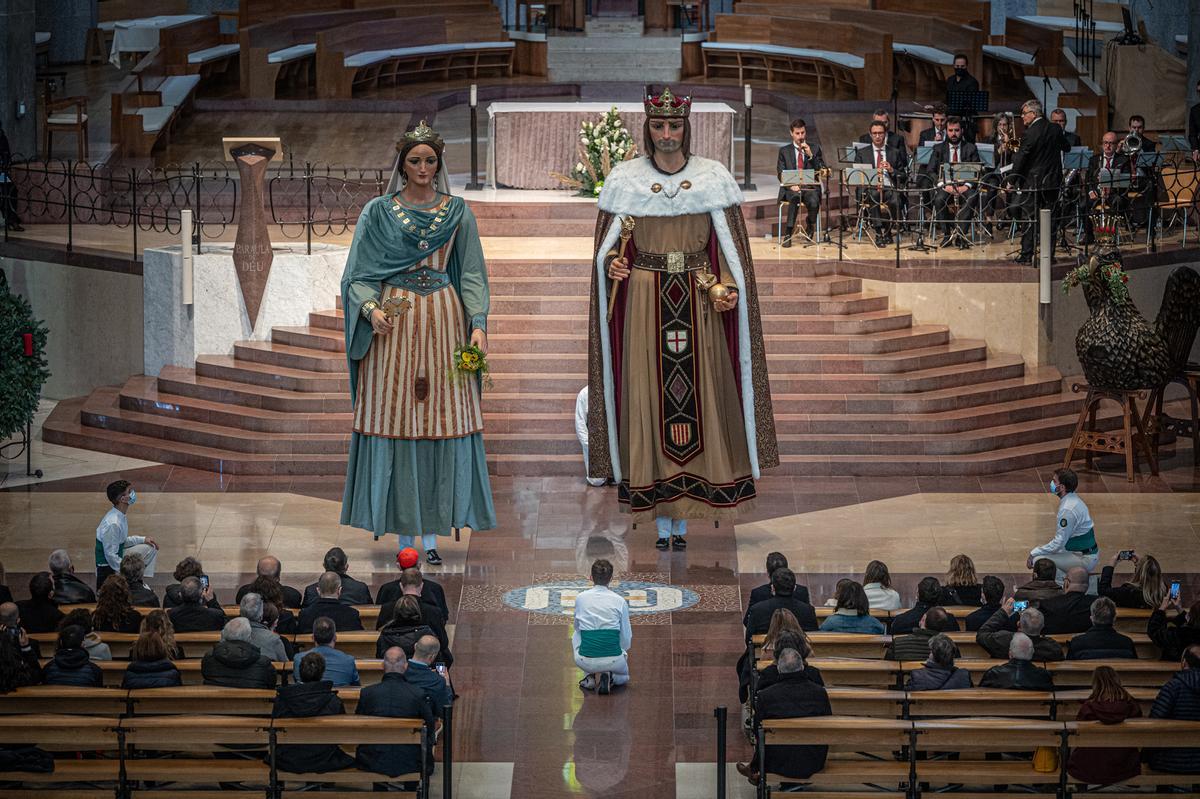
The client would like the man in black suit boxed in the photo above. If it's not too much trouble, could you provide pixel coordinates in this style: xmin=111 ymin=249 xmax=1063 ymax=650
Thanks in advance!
xmin=237 ymin=555 xmax=303 ymax=609
xmin=747 ymin=552 xmax=810 ymax=608
xmin=776 ymin=117 xmax=825 ymax=246
xmin=1081 ymin=131 xmax=1129 ymax=244
xmin=302 ymin=547 xmax=373 ymax=607
xmin=854 ymin=120 xmax=908 ymax=246
xmin=858 ymin=109 xmax=907 ymax=153
xmin=1050 ymin=109 xmax=1082 ymax=149
xmin=946 ymin=53 xmax=981 ymax=140
xmin=927 ymin=116 xmax=981 ymax=248
xmin=917 ymin=103 xmax=949 ymax=148
xmin=354 ymin=647 xmax=435 ymax=783
xmin=298 ymin=572 xmax=364 ymax=632
xmin=744 ymin=568 xmax=818 ymax=639
xmin=168 ymin=576 xmax=227 ymax=632
xmin=1012 ymin=99 xmax=1069 ymax=263
xmin=376 ymin=547 xmax=448 ymax=625
xmin=1125 ymin=114 xmax=1158 ymax=231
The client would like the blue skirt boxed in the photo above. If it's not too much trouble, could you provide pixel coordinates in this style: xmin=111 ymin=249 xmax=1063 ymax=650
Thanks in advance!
xmin=340 ymin=432 xmax=496 ymax=539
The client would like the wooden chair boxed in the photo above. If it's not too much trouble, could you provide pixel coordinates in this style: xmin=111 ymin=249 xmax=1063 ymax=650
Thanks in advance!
xmin=43 ymin=94 xmax=89 ymax=161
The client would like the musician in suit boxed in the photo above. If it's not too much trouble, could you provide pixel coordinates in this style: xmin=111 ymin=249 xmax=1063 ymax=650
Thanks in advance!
xmin=1050 ymin=109 xmax=1082 ymax=149
xmin=776 ymin=117 xmax=825 ymax=247
xmin=854 ymin=120 xmax=908 ymax=246
xmin=1080 ymin=131 xmax=1129 ymax=245
xmin=946 ymin=53 xmax=980 ymax=140
xmin=927 ymin=117 xmax=981 ymax=248
xmin=1011 ymin=99 xmax=1069 ymax=263
xmin=1125 ymin=115 xmax=1158 ymax=231
xmin=917 ymin=104 xmax=949 ymax=148
xmin=858 ymin=109 xmax=907 ymax=154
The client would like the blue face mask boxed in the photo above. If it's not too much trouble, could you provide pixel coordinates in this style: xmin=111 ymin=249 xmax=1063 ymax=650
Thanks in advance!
xmin=1048 ymin=480 xmax=1058 ymax=494
xmin=126 ymin=489 xmax=137 ymax=505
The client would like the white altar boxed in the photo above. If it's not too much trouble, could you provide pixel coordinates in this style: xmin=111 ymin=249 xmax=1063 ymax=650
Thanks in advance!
xmin=142 ymin=242 xmax=349 ymax=377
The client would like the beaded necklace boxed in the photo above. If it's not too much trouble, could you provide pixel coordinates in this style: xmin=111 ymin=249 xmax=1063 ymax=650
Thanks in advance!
xmin=391 ymin=193 xmax=451 ymax=251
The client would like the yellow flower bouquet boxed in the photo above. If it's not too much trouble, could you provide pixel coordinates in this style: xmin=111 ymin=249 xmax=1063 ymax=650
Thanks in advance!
xmin=453 ymin=343 xmax=492 ymax=389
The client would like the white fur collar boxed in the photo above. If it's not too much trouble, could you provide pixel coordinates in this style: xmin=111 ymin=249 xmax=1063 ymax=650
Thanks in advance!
xmin=597 ymin=155 xmax=743 ymax=217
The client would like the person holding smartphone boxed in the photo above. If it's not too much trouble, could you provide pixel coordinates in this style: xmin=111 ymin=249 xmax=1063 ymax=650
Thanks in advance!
xmin=1100 ymin=551 xmax=1168 ymax=609
xmin=1148 ymin=585 xmax=1199 ymax=662
xmin=1029 ymin=468 xmax=1099 ymax=583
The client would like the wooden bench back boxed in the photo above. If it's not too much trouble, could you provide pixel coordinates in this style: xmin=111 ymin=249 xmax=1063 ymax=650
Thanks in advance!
xmin=872 ymin=0 xmax=990 ymax=32
xmin=240 ymin=0 xmax=353 ymax=29
xmin=829 ymin=7 xmax=984 ymax=69
xmin=1003 ymin=17 xmax=1067 ymax=74
xmin=157 ymin=15 xmax=223 ymax=71
xmin=734 ymin=0 xmax=870 ymax=8
xmin=99 ymin=0 xmax=190 ymax=22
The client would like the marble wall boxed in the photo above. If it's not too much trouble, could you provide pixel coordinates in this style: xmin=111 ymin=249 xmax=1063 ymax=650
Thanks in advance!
xmin=1 ymin=257 xmax=143 ymax=399
xmin=143 ymin=242 xmax=347 ymax=376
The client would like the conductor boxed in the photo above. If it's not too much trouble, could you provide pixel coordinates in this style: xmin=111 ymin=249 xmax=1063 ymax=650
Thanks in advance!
xmin=1011 ymin=100 xmax=1068 ymax=264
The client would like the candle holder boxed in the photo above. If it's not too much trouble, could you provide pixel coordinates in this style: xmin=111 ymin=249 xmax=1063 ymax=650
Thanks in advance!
xmin=466 ymin=83 xmax=484 ymax=191
xmin=740 ymin=84 xmax=756 ymax=191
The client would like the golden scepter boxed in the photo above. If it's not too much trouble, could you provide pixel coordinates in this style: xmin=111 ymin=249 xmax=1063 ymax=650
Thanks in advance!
xmin=606 ymin=217 xmax=636 ymax=322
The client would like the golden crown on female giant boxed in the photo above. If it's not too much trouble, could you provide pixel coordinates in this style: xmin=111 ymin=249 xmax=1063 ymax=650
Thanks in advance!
xmin=644 ymin=87 xmax=692 ymax=118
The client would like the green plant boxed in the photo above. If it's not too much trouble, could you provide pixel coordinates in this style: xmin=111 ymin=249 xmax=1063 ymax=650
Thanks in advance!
xmin=1062 ymin=255 xmax=1130 ymax=302
xmin=0 ymin=271 xmax=50 ymax=440
xmin=551 ymin=106 xmax=638 ymax=196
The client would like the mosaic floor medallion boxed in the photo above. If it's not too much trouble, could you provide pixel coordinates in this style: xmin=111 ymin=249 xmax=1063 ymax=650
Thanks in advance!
xmin=502 ymin=579 xmax=701 ymax=617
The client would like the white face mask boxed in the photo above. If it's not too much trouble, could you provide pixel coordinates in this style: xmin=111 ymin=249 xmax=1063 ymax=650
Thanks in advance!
xmin=126 ymin=489 xmax=137 ymax=505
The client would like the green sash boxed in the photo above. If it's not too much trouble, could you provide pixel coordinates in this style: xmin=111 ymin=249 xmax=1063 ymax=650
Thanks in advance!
xmin=1065 ymin=528 xmax=1097 ymax=553
xmin=578 ymin=628 xmax=622 ymax=658
xmin=96 ymin=536 xmax=124 ymax=569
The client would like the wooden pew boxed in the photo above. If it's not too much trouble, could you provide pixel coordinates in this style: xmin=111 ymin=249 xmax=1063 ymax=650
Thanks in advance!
xmin=0 ymin=714 xmax=123 ymax=794
xmin=758 ymin=716 xmax=912 ymax=793
xmin=872 ymin=0 xmax=991 ymax=33
xmin=294 ymin=630 xmax=379 ymax=658
xmin=1065 ymin=718 xmax=1200 ymax=791
xmin=825 ymin=686 xmax=906 ymax=717
xmin=703 ymin=14 xmax=891 ymax=100
xmin=109 ymin=47 xmax=201 ymax=158
xmin=85 ymin=658 xmax=392 ymax=687
xmin=907 ymin=688 xmax=1054 ymax=718
xmin=1054 ymin=687 xmax=1158 ymax=718
xmin=156 ymin=15 xmax=240 ymax=81
xmin=86 ymin=0 xmax=192 ymax=64
xmin=0 ymin=685 xmax=129 ymax=715
xmin=274 ymin=716 xmax=426 ymax=794
xmin=761 ymin=658 xmax=905 ymax=688
xmin=1047 ymin=659 xmax=1181 ymax=688
xmin=128 ymin=685 xmax=276 ymax=715
xmin=315 ymin=12 xmax=512 ymax=99
xmin=914 ymin=717 xmax=1065 ymax=787
xmin=121 ymin=715 xmax=273 ymax=788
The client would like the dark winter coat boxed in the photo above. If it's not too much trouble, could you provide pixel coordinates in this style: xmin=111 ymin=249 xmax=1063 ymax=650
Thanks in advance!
xmin=1067 ymin=624 xmax=1139 ymax=660
xmin=354 ymin=672 xmax=435 ymax=778
xmin=755 ymin=669 xmax=832 ymax=779
xmin=1147 ymin=668 xmax=1200 ymax=773
xmin=42 ymin=648 xmax=103 ymax=687
xmin=1067 ymin=698 xmax=1142 ymax=785
xmin=907 ymin=664 xmax=972 ymax=691
xmin=200 ymin=640 xmax=277 ymax=689
xmin=121 ymin=659 xmax=182 ymax=689
xmin=272 ymin=680 xmax=356 ymax=774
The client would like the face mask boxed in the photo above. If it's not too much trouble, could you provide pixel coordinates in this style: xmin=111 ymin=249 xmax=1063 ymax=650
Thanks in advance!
xmin=954 ymin=67 xmax=966 ymax=77
xmin=126 ymin=489 xmax=137 ymax=505
xmin=1048 ymin=480 xmax=1057 ymax=494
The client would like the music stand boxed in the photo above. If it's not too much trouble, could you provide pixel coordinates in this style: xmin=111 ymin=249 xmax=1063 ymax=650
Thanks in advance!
xmin=905 ymin=146 xmax=937 ymax=250
xmin=839 ymin=143 xmax=868 ymax=163
xmin=946 ymin=90 xmax=989 ymax=139
xmin=935 ymin=163 xmax=982 ymax=248
xmin=845 ymin=166 xmax=892 ymax=247
xmin=1136 ymin=151 xmax=1164 ymax=169
xmin=1062 ymin=150 xmax=1090 ymax=169
xmin=1159 ymin=135 xmax=1190 ymax=152
xmin=777 ymin=168 xmax=827 ymax=247
xmin=975 ymin=142 xmax=996 ymax=169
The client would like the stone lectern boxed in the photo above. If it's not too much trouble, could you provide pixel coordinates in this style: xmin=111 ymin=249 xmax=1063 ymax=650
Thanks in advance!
xmin=230 ymin=142 xmax=275 ymax=327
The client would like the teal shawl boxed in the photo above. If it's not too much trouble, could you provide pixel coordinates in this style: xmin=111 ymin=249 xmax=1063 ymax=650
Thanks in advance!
xmin=340 ymin=193 xmax=488 ymax=406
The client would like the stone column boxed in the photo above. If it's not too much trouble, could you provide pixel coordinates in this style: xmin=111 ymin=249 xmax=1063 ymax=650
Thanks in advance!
xmin=36 ymin=0 xmax=96 ymax=63
xmin=0 ymin=0 xmax=37 ymax=157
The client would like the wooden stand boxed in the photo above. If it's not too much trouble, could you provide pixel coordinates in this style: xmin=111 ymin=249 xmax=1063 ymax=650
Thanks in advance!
xmin=1143 ymin=370 xmax=1200 ymax=468
xmin=1062 ymin=383 xmax=1158 ymax=482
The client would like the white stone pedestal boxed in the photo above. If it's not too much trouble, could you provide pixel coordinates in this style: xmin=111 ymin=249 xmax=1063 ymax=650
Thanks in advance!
xmin=143 ymin=242 xmax=349 ymax=377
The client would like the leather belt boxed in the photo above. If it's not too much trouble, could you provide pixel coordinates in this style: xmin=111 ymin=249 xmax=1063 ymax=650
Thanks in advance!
xmin=633 ymin=250 xmax=710 ymax=273
xmin=386 ymin=267 xmax=450 ymax=295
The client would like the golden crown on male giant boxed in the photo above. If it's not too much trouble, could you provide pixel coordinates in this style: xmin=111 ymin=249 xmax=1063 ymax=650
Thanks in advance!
xmin=644 ymin=87 xmax=692 ymax=118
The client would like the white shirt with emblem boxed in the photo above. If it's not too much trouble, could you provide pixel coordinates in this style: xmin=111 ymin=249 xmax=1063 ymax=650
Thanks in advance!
xmin=1031 ymin=492 xmax=1094 ymax=556
xmin=572 ymin=584 xmax=632 ymax=653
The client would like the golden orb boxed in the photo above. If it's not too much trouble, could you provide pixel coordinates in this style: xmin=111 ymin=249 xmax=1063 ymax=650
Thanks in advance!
xmin=708 ymin=282 xmax=731 ymax=304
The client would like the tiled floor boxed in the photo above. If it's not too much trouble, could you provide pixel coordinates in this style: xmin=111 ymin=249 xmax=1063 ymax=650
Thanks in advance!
xmin=2 ymin=418 xmax=1199 ymax=797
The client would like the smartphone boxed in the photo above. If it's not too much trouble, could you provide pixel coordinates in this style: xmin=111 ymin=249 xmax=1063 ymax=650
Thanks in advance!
xmin=434 ymin=663 xmax=448 ymax=677
xmin=1170 ymin=581 xmax=1181 ymax=602
xmin=1013 ymin=600 xmax=1029 ymax=613
xmin=1117 ymin=549 xmax=1135 ymax=561
xmin=199 ymin=575 xmax=210 ymax=591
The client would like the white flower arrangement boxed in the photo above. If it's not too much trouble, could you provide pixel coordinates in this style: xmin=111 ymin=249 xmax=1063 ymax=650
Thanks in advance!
xmin=552 ymin=106 xmax=637 ymax=196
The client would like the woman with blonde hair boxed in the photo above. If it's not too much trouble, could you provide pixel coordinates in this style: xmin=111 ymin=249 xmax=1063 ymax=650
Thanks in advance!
xmin=1067 ymin=666 xmax=1142 ymax=785
xmin=943 ymin=554 xmax=982 ymax=606
xmin=140 ymin=609 xmax=184 ymax=659
xmin=1100 ymin=552 xmax=1167 ymax=609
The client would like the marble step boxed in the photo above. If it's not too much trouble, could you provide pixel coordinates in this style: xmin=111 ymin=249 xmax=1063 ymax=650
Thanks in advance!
xmin=156 ymin=366 xmax=343 ymax=414
xmin=764 ymin=325 xmax=949 ymax=355
xmin=477 ymin=291 xmax=892 ymax=316
xmin=763 ymin=355 xmax=1026 ymax=395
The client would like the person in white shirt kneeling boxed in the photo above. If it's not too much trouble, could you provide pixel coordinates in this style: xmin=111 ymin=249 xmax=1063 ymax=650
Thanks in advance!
xmin=573 ymin=559 xmax=632 ymax=695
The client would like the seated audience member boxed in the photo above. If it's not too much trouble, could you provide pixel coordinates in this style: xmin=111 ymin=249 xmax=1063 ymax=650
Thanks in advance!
xmin=977 ymin=600 xmax=1064 ymax=661
xmin=891 ymin=577 xmax=960 ymax=635
xmin=240 ymin=592 xmax=287 ymax=663
xmin=60 ymin=608 xmax=111 ymax=660
xmin=907 ymin=633 xmax=972 ymax=690
xmin=1066 ymin=666 xmax=1142 ymax=786
xmin=16 ymin=572 xmax=63 ymax=633
xmin=294 ymin=617 xmax=359 ymax=687
xmin=121 ymin=631 xmax=181 ymax=689
xmin=141 ymin=609 xmax=185 ymax=659
xmin=376 ymin=595 xmax=435 ymax=659
xmin=1015 ymin=558 xmax=1063 ymax=602
xmin=302 ymin=547 xmax=373 ymax=607
xmin=355 ymin=647 xmax=436 ymax=781
xmin=1039 ymin=567 xmax=1097 ymax=635
xmin=201 ymin=617 xmax=277 ymax=689
xmin=236 ymin=555 xmax=303 ymax=609
xmin=942 ymin=554 xmax=982 ymax=605
xmin=168 ymin=576 xmax=227 ymax=632
xmin=0 ymin=602 xmax=43 ymax=685
xmin=47 ymin=549 xmax=95 ymax=605
xmin=740 ymin=617 xmax=811 ymax=704
xmin=376 ymin=569 xmax=452 ymax=664
xmin=95 ymin=479 xmax=158 ymax=589
xmin=377 ymin=548 xmax=449 ymax=624
xmin=1145 ymin=645 xmax=1200 ymax=773
xmin=164 ymin=558 xmax=221 ymax=609
xmin=863 ymin=560 xmax=902 ymax=610
xmin=273 ymin=651 xmax=356 ymax=773
xmin=1149 ymin=597 xmax=1200 ymax=662
xmin=91 ymin=575 xmax=143 ymax=633
xmin=763 ymin=609 xmax=803 ymax=653
xmin=120 ymin=553 xmax=159 ymax=608
xmin=736 ymin=648 xmax=832 ymax=785
xmin=248 ymin=575 xmax=298 ymax=636
xmin=573 ymin=558 xmax=631 ymax=694
xmin=260 ymin=601 xmax=294 ymax=661
xmin=1068 ymin=597 xmax=1138 ymax=660
xmin=888 ymin=607 xmax=958 ymax=661
xmin=979 ymin=633 xmax=1054 ymax=690
xmin=405 ymin=634 xmax=453 ymax=714
xmin=745 ymin=568 xmax=818 ymax=640
xmin=965 ymin=576 xmax=1005 ymax=632
xmin=755 ymin=632 xmax=820 ymax=693
xmin=43 ymin=625 xmax=103 ymax=687
xmin=746 ymin=552 xmax=810 ymax=612
xmin=820 ymin=580 xmax=886 ymax=633
xmin=1100 ymin=552 xmax=1166 ymax=609
xmin=0 ymin=561 xmax=11 ymax=605
xmin=298 ymin=572 xmax=364 ymax=633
